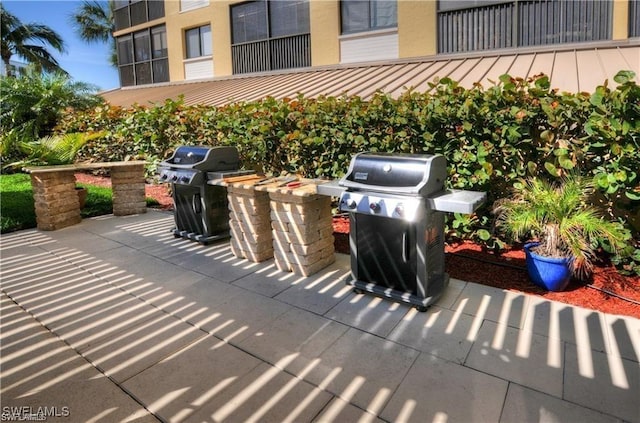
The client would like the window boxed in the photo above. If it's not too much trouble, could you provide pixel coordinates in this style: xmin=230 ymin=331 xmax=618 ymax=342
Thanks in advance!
xmin=152 ymin=26 xmax=168 ymax=58
xmin=134 ymin=30 xmax=151 ymax=62
xmin=116 ymin=25 xmax=168 ymax=86
xmin=117 ymin=35 xmax=134 ymax=65
xmin=230 ymin=0 xmax=311 ymax=74
xmin=340 ymin=0 xmax=397 ymax=34
xmin=185 ymin=25 xmax=212 ymax=58
xmin=231 ymin=1 xmax=268 ymax=44
xmin=269 ymin=0 xmax=310 ymax=38
xmin=114 ymin=0 xmax=165 ymax=31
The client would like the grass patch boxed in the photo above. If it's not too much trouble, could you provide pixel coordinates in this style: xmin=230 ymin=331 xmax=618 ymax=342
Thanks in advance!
xmin=76 ymin=183 xmax=113 ymax=218
xmin=0 ymin=174 xmax=37 ymax=233
xmin=1 ymin=174 xmax=118 ymax=233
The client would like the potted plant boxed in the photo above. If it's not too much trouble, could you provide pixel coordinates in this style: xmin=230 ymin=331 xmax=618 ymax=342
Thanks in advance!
xmin=493 ymin=176 xmax=627 ymax=291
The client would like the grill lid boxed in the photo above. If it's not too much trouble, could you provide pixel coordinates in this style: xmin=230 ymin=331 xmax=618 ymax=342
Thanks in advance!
xmin=339 ymin=152 xmax=447 ymax=196
xmin=161 ymin=146 xmax=240 ymax=171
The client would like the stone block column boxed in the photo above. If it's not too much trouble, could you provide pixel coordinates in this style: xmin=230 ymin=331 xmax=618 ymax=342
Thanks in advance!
xmin=267 ymin=190 xmax=335 ymax=277
xmin=111 ymin=164 xmax=147 ymax=216
xmin=30 ymin=170 xmax=81 ymax=231
xmin=227 ymin=185 xmax=274 ymax=262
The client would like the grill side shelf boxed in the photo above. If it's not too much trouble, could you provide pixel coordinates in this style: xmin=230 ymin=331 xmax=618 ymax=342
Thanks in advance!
xmin=427 ymin=190 xmax=486 ymax=214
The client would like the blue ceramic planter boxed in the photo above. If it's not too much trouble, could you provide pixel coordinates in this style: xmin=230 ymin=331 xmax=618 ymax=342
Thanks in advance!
xmin=524 ymin=242 xmax=572 ymax=291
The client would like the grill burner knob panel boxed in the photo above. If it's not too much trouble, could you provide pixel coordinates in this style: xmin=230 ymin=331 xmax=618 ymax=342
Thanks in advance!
xmin=158 ymin=169 xmax=202 ymax=186
xmin=339 ymin=192 xmax=422 ymax=221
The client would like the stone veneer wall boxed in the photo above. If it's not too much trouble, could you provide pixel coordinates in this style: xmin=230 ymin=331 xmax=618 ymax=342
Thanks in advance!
xmin=30 ymin=171 xmax=81 ymax=231
xmin=227 ymin=185 xmax=274 ymax=262
xmin=269 ymin=192 xmax=335 ymax=276
xmin=111 ymin=165 xmax=147 ymax=216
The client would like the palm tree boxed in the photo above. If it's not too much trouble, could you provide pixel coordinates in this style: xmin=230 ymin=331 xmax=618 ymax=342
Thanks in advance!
xmin=493 ymin=176 xmax=628 ymax=279
xmin=70 ymin=0 xmax=117 ymax=67
xmin=0 ymin=67 xmax=102 ymax=158
xmin=0 ymin=5 xmax=67 ymax=77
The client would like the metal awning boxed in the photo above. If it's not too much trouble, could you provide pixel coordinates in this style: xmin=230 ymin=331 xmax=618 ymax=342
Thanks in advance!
xmin=100 ymin=42 xmax=640 ymax=108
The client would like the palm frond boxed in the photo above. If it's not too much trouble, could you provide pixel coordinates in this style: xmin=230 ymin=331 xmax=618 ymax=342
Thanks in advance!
xmin=492 ymin=175 xmax=629 ymax=279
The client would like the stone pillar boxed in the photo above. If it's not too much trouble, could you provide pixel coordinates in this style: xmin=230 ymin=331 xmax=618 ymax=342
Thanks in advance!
xmin=30 ymin=170 xmax=81 ymax=231
xmin=269 ymin=192 xmax=335 ymax=277
xmin=111 ymin=164 xmax=147 ymax=216
xmin=227 ymin=185 xmax=274 ymax=262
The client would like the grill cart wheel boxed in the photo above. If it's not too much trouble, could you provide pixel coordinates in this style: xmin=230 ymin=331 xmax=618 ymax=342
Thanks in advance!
xmin=353 ymin=288 xmax=364 ymax=295
xmin=416 ymin=305 xmax=429 ymax=312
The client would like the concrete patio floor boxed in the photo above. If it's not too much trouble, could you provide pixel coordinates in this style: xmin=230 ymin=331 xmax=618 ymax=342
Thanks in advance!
xmin=1 ymin=210 xmax=638 ymax=423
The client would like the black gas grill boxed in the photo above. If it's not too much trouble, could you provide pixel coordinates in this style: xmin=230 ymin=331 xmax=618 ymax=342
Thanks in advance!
xmin=158 ymin=146 xmax=244 ymax=244
xmin=338 ymin=152 xmax=486 ymax=311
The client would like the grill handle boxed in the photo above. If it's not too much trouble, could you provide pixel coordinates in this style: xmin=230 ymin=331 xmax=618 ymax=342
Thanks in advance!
xmin=193 ymin=193 xmax=202 ymax=214
xmin=402 ymin=230 xmax=409 ymax=263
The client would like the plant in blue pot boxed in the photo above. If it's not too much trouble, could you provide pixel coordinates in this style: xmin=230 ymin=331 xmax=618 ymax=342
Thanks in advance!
xmin=493 ymin=176 xmax=628 ymax=291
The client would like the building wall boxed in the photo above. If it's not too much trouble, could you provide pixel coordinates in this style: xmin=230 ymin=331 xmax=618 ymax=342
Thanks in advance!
xmin=397 ymin=1 xmax=437 ymax=58
xmin=613 ymin=0 xmax=631 ymax=40
xmin=113 ymin=0 xmax=637 ymax=86
xmin=309 ymin=0 xmax=340 ymax=66
xmin=166 ymin=1 xmax=240 ymax=80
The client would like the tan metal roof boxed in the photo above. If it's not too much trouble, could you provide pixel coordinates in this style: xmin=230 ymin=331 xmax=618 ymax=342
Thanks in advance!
xmin=101 ymin=42 xmax=640 ymax=108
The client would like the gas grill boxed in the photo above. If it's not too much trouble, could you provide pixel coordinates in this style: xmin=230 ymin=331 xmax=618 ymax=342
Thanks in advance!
xmin=338 ymin=152 xmax=486 ymax=311
xmin=158 ymin=146 xmax=248 ymax=244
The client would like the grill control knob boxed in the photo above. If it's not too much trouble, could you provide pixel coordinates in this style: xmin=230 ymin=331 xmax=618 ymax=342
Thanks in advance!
xmin=160 ymin=174 xmax=168 ymax=180
xmin=180 ymin=175 xmax=190 ymax=183
xmin=369 ymin=202 xmax=380 ymax=212
xmin=346 ymin=199 xmax=357 ymax=209
xmin=171 ymin=175 xmax=178 ymax=182
xmin=395 ymin=204 xmax=405 ymax=217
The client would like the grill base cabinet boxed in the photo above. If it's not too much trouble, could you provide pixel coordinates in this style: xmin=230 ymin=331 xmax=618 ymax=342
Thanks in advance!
xmin=171 ymin=183 xmax=230 ymax=243
xmin=347 ymin=202 xmax=448 ymax=312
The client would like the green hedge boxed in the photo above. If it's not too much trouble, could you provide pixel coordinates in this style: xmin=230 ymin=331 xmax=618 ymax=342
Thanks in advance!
xmin=56 ymin=71 xmax=640 ymax=272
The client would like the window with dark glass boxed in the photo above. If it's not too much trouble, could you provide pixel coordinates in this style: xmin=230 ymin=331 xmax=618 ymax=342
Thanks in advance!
xmin=114 ymin=2 xmax=130 ymax=31
xmin=185 ymin=25 xmax=212 ymax=58
xmin=134 ymin=30 xmax=151 ymax=61
xmin=230 ymin=0 xmax=311 ymax=74
xmin=116 ymin=25 xmax=168 ymax=86
xmin=148 ymin=0 xmax=165 ymax=21
xmin=340 ymin=0 xmax=397 ymax=34
xmin=231 ymin=1 xmax=268 ymax=44
xmin=151 ymin=25 xmax=168 ymax=58
xmin=113 ymin=0 xmax=165 ymax=31
xmin=269 ymin=0 xmax=310 ymax=38
xmin=117 ymin=35 xmax=134 ymax=65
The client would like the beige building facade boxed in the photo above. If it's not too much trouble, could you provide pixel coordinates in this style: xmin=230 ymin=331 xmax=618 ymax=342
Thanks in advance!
xmin=111 ymin=0 xmax=639 ymax=88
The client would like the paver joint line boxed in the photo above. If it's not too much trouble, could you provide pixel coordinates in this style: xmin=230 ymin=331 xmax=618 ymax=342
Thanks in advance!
xmin=1 ymin=211 xmax=637 ymax=423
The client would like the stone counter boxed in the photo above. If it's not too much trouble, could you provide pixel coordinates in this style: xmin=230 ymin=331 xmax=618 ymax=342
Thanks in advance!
xmin=255 ymin=179 xmax=335 ymax=277
xmin=24 ymin=161 xmax=147 ymax=230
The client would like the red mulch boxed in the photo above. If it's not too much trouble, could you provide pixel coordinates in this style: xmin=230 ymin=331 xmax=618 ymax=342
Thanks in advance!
xmin=75 ymin=172 xmax=174 ymax=210
xmin=332 ymin=215 xmax=640 ymax=319
xmin=75 ymin=172 xmax=640 ymax=319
